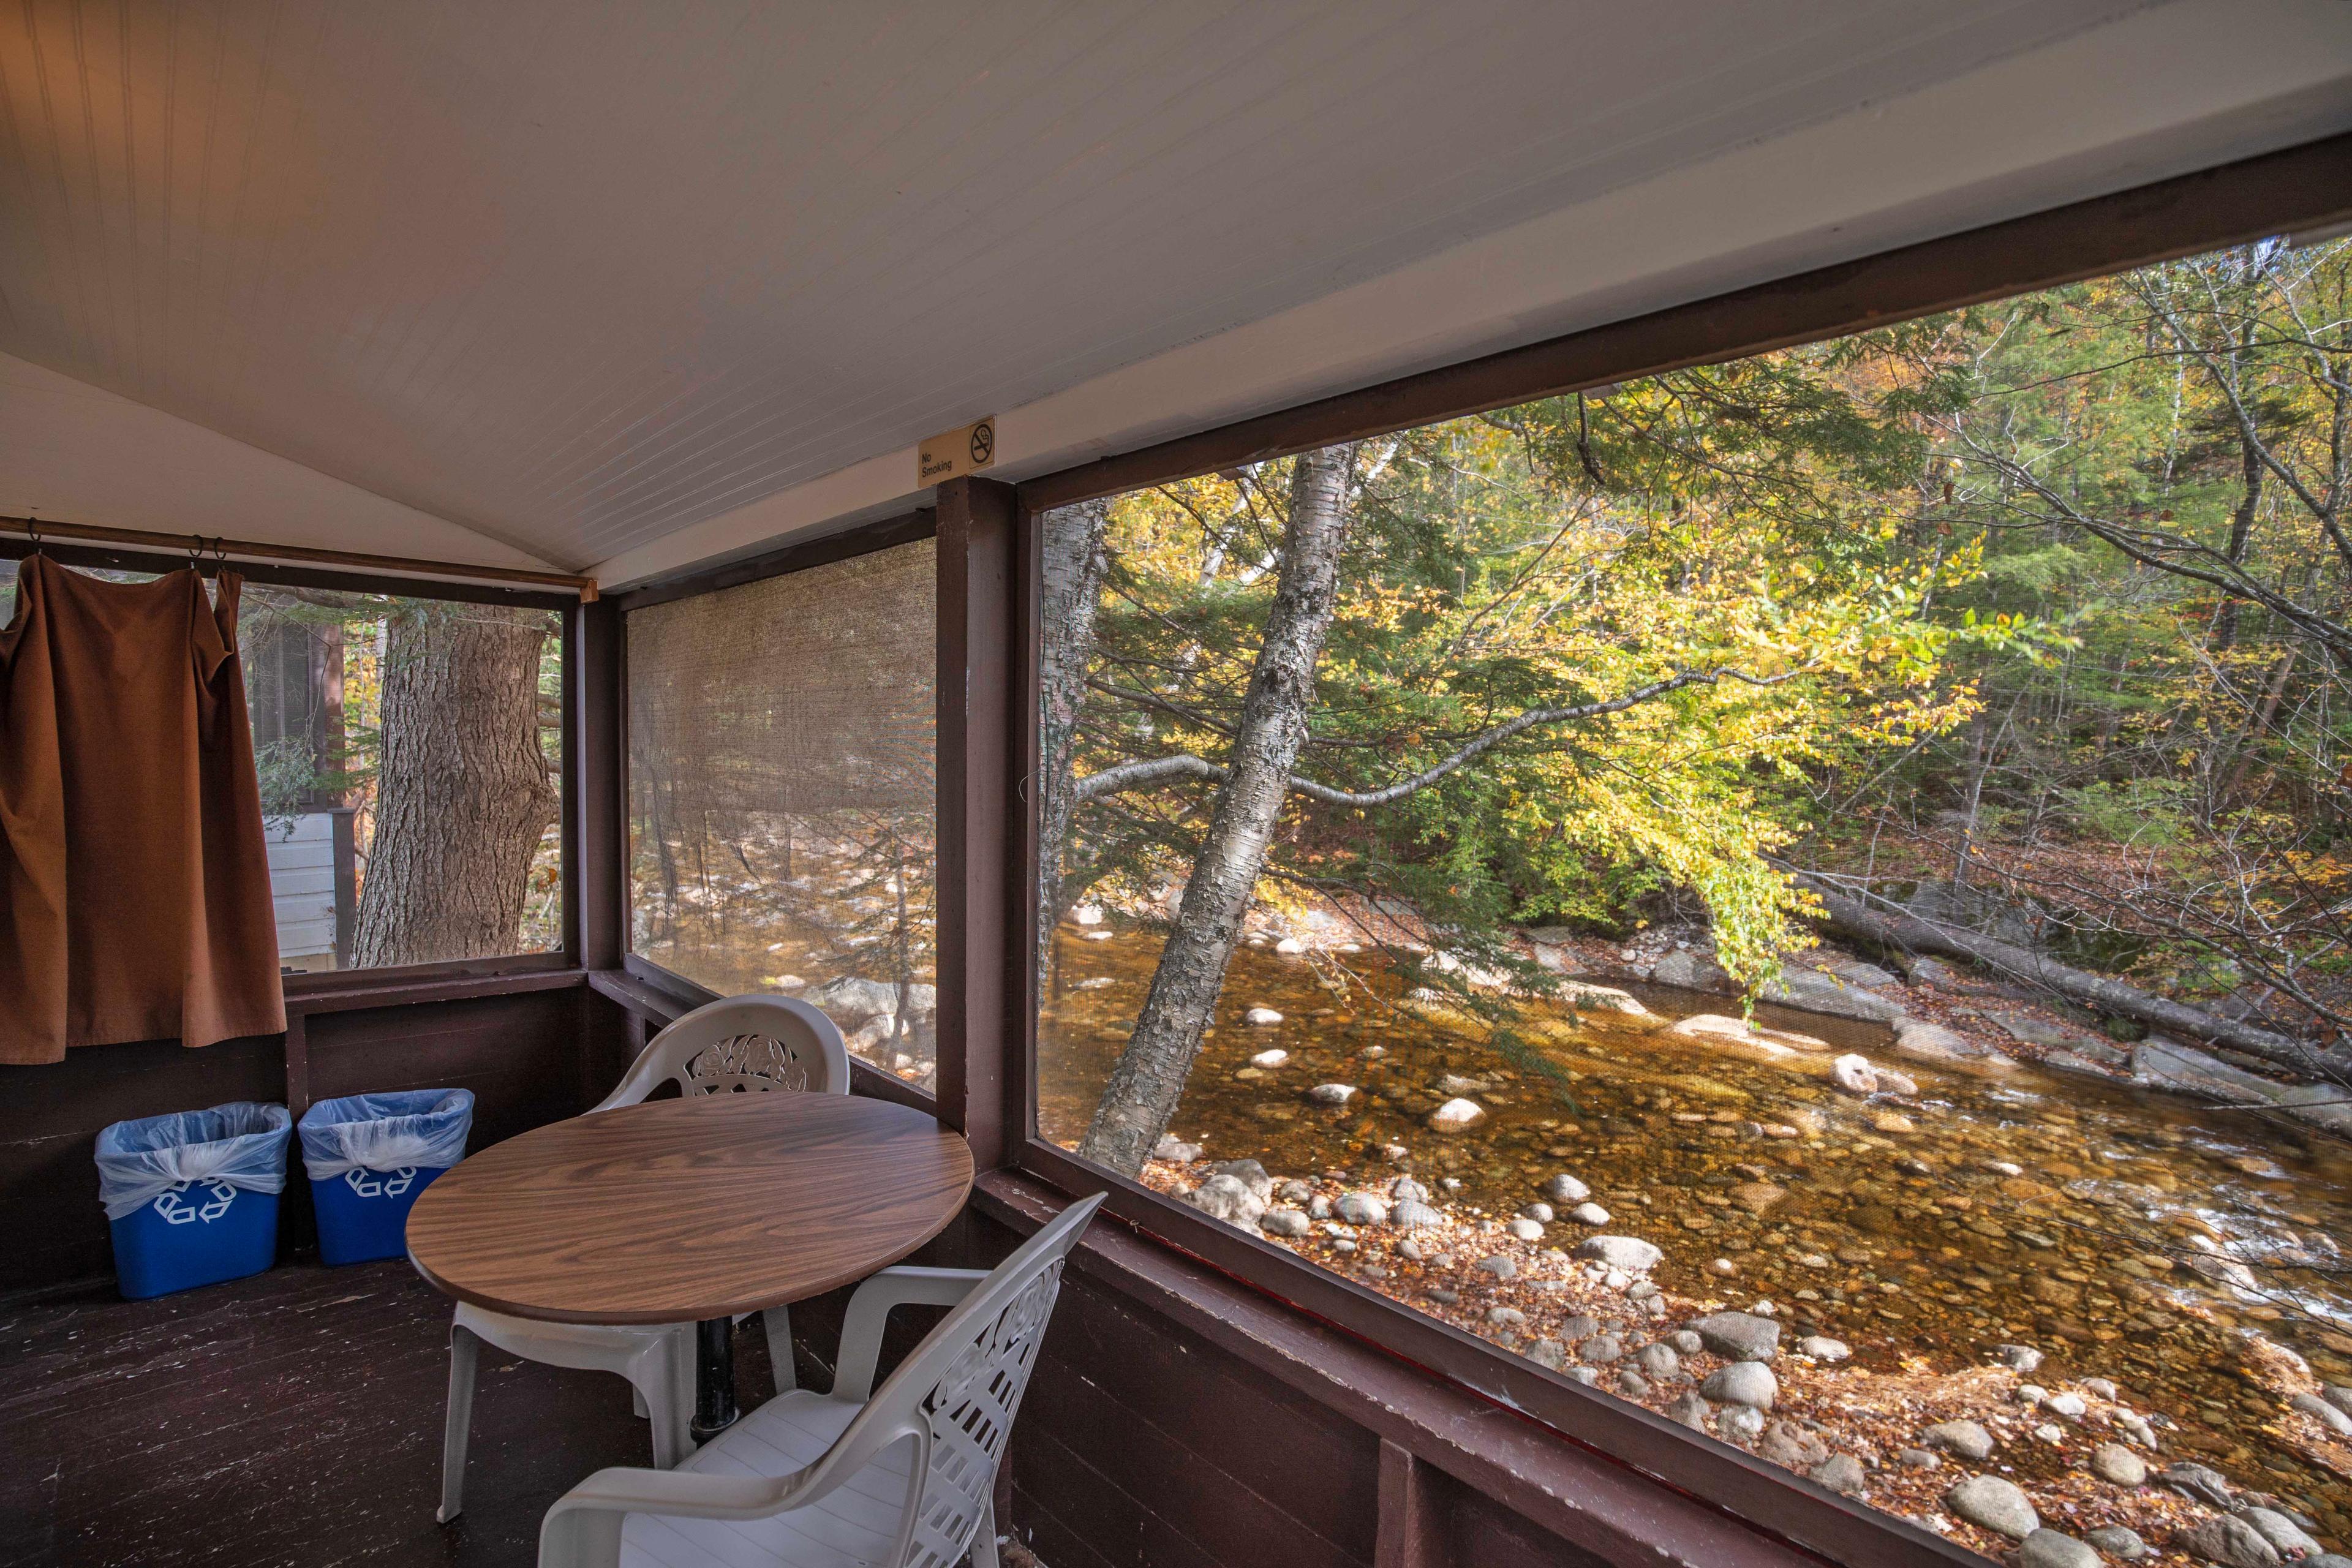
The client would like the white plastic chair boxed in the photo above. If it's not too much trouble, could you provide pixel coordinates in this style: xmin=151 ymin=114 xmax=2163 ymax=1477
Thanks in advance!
xmin=537 ymin=1193 xmax=1106 ymax=1568
xmin=437 ymin=994 xmax=854 ymax=1523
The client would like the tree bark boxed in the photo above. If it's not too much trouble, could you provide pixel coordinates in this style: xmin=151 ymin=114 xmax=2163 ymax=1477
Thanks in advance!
xmin=1077 ymin=448 xmax=1353 ymax=1175
xmin=1800 ymin=876 xmax=2348 ymax=1079
xmin=1036 ymin=499 xmax=1110 ymax=987
xmin=352 ymin=603 xmax=558 ymax=967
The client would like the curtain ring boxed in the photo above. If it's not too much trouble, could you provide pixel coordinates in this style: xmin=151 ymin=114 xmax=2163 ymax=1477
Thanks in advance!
xmin=23 ymin=511 xmax=41 ymax=551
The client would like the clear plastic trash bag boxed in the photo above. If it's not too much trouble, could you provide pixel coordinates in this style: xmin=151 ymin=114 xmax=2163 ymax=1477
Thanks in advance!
xmin=296 ymin=1088 xmax=475 ymax=1182
xmin=94 ymin=1102 xmax=292 ymax=1222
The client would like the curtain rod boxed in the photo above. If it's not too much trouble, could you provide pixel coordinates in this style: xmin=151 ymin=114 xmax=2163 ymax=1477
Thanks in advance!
xmin=0 ymin=513 xmax=598 ymax=601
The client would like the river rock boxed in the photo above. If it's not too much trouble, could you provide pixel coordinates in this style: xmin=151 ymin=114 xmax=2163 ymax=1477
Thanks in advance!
xmin=1581 ymin=1333 xmax=1624 ymax=1365
xmin=1476 ymin=1254 xmax=1517 ymax=1280
xmin=2159 ymin=1461 xmax=2237 ymax=1510
xmin=1897 ymin=1447 xmax=1940 ymax=1470
xmin=1634 ymin=1342 xmax=1682 ymax=1381
xmin=1153 ymin=1136 xmax=1202 ymax=1163
xmin=1261 ymin=1208 xmax=1310 ymax=1238
xmin=1666 ymin=1391 xmax=1709 ymax=1430
xmin=2133 ymin=1038 xmax=2352 ymax=1135
xmin=2174 ymin=1517 xmax=2280 ymax=1568
xmin=1305 ymin=1083 xmax=1358 ymax=1106
xmin=1893 ymin=1019 xmax=2012 ymax=1065
xmin=1615 ymin=1369 xmax=1651 ymax=1399
xmin=1717 ymin=1404 xmax=1766 ymax=1444
xmin=1520 ymin=1201 xmax=1554 ymax=1223
xmin=1832 ymin=1054 xmax=1879 ymax=1095
xmin=1249 ymin=1049 xmax=1289 ymax=1068
xmin=1308 ymin=1195 xmax=1332 ymax=1219
xmin=1509 ymin=1217 xmax=1545 ymax=1242
xmin=1428 ymin=1097 xmax=1488 ymax=1133
xmin=1690 ymin=1311 xmax=1781 ymax=1362
xmin=1945 ymin=1475 xmax=2038 ymax=1540
xmin=1810 ymin=1454 xmax=1867 ymax=1496
xmin=2326 ymin=1384 xmax=2352 ymax=1417
xmin=2018 ymin=1529 xmax=2101 ymax=1568
xmin=2290 ymin=1391 xmax=2352 ymax=1436
xmin=2085 ymin=1526 xmax=2147 ymax=1559
xmin=1653 ymin=949 xmax=1732 ymax=990
xmin=1333 ymin=1191 xmax=1389 ymax=1226
xmin=1700 ymin=1361 xmax=1777 ymax=1409
xmin=1569 ymin=1202 xmax=1611 ymax=1225
xmin=1574 ymin=1235 xmax=1662 ymax=1272
xmin=1207 ymin=1159 xmax=1273 ymax=1200
xmin=1758 ymin=1420 xmax=1828 ymax=1468
xmin=2043 ymin=1390 xmax=2086 ymax=1421
xmin=1186 ymin=1174 xmax=1265 ymax=1230
xmin=1923 ymin=1420 xmax=1996 ymax=1460
xmin=1542 ymin=1173 xmax=1591 ymax=1203
xmin=2238 ymin=1509 xmax=2321 ymax=1560
xmin=1765 ymin=963 xmax=1908 ymax=1022
xmin=1391 ymin=1199 xmax=1444 ymax=1230
xmin=2087 ymin=1442 xmax=2146 ymax=1486
xmin=1995 ymin=1343 xmax=2044 ymax=1373
xmin=1561 ymin=981 xmax=1651 ymax=1015
xmin=1389 ymin=1177 xmax=1430 ymax=1202
xmin=1245 ymin=1006 xmax=1284 ymax=1026
xmin=1796 ymin=1335 xmax=1849 ymax=1363
xmin=1730 ymin=1181 xmax=1787 ymax=1214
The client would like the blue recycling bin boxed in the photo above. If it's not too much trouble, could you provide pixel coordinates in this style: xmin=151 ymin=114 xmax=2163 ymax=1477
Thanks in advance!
xmin=95 ymin=1102 xmax=292 ymax=1299
xmin=298 ymin=1089 xmax=475 ymax=1265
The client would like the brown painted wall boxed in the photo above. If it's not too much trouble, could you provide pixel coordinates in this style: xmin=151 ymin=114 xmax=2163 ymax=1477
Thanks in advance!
xmin=0 ymin=986 xmax=598 ymax=1296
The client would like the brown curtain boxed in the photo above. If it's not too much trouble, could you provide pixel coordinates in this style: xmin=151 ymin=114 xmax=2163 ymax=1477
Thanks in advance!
xmin=0 ymin=556 xmax=285 ymax=1063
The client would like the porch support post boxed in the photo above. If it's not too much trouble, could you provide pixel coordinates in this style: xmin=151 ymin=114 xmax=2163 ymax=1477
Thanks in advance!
xmin=1377 ymin=1439 xmax=1449 ymax=1568
xmin=575 ymin=597 xmax=625 ymax=972
xmin=935 ymin=477 xmax=1022 ymax=1171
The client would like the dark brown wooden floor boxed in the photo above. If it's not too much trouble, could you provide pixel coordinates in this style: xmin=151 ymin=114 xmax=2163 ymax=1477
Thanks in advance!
xmin=0 ymin=1261 xmax=778 ymax=1568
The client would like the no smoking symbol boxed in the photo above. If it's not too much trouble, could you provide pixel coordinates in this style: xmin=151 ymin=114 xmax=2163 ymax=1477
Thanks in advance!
xmin=969 ymin=420 xmax=995 ymax=466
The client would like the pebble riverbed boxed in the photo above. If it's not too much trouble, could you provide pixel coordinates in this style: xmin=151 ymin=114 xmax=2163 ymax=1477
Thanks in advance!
xmin=1037 ymin=922 xmax=2352 ymax=1564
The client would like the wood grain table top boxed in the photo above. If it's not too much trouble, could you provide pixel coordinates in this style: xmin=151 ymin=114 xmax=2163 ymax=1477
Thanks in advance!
xmin=404 ymin=1093 xmax=974 ymax=1324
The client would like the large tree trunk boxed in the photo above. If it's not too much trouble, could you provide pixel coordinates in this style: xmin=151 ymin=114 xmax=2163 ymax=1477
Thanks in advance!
xmin=352 ymin=603 xmax=558 ymax=968
xmin=1036 ymin=499 xmax=1111 ymax=989
xmin=1078 ymin=448 xmax=1353 ymax=1175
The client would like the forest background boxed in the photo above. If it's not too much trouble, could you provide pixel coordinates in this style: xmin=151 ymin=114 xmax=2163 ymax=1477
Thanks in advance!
xmin=1046 ymin=236 xmax=2352 ymax=1174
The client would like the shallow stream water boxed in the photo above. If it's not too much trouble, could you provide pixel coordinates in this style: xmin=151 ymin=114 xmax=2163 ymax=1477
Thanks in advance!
xmin=1036 ymin=923 xmax=2352 ymax=1517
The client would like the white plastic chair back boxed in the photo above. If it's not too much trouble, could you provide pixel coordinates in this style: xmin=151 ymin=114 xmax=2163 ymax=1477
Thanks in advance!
xmin=592 ymin=995 xmax=852 ymax=1112
xmin=814 ymin=1193 xmax=1102 ymax=1568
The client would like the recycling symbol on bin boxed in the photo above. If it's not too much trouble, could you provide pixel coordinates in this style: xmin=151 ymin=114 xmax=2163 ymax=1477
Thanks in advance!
xmin=153 ymin=1180 xmax=238 ymax=1225
xmin=344 ymin=1166 xmax=418 ymax=1200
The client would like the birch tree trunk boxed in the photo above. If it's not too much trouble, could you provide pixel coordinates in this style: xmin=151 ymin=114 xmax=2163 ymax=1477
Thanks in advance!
xmin=1036 ymin=499 xmax=1110 ymax=988
xmin=1077 ymin=448 xmax=1353 ymax=1175
xmin=353 ymin=602 xmax=558 ymax=967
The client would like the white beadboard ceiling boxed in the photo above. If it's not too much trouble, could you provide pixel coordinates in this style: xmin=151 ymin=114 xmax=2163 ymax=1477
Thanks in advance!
xmin=2 ymin=1 xmax=2350 ymax=580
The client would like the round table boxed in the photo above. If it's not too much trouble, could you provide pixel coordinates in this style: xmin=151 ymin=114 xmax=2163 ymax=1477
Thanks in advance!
xmin=406 ymin=1092 xmax=973 ymax=1437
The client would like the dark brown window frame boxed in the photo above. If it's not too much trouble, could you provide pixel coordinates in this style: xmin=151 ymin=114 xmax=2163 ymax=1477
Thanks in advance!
xmin=0 ymin=535 xmax=585 ymax=1006
xmin=987 ymin=129 xmax=2352 ymax=1568
xmin=607 ymin=509 xmax=944 ymax=1111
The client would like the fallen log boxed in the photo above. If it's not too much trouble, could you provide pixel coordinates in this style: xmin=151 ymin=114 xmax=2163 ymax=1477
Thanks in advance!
xmin=1798 ymin=876 xmax=2350 ymax=1082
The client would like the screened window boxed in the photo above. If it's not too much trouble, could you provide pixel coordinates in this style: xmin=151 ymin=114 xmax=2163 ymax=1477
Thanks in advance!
xmin=1034 ymin=235 xmax=2352 ymax=1554
xmin=627 ymin=538 xmax=938 ymax=1089
xmin=2 ymin=559 xmax=564 ymax=973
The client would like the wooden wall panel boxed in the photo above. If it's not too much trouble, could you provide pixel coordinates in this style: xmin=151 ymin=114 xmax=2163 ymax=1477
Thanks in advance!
xmin=1 ymin=987 xmax=590 ymax=1298
xmin=0 ymin=1035 xmax=285 ymax=1292
xmin=306 ymin=989 xmax=585 ymax=1152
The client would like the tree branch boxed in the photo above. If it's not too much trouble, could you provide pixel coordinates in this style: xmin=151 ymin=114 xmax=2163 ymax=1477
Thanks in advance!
xmin=1074 ymin=666 xmax=1798 ymax=806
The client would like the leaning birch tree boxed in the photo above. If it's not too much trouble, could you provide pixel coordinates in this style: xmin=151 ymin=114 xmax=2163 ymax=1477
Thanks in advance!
xmin=1076 ymin=447 xmax=1355 ymax=1173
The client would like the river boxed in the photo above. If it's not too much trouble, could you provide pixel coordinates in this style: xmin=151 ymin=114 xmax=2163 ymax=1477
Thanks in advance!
xmin=1036 ymin=921 xmax=2352 ymax=1538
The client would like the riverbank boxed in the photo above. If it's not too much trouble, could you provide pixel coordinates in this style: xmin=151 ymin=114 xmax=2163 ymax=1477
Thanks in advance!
xmin=1038 ymin=918 xmax=2352 ymax=1564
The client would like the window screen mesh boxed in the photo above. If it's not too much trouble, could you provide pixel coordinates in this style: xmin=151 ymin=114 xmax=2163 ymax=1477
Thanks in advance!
xmin=627 ymin=538 xmax=937 ymax=1088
